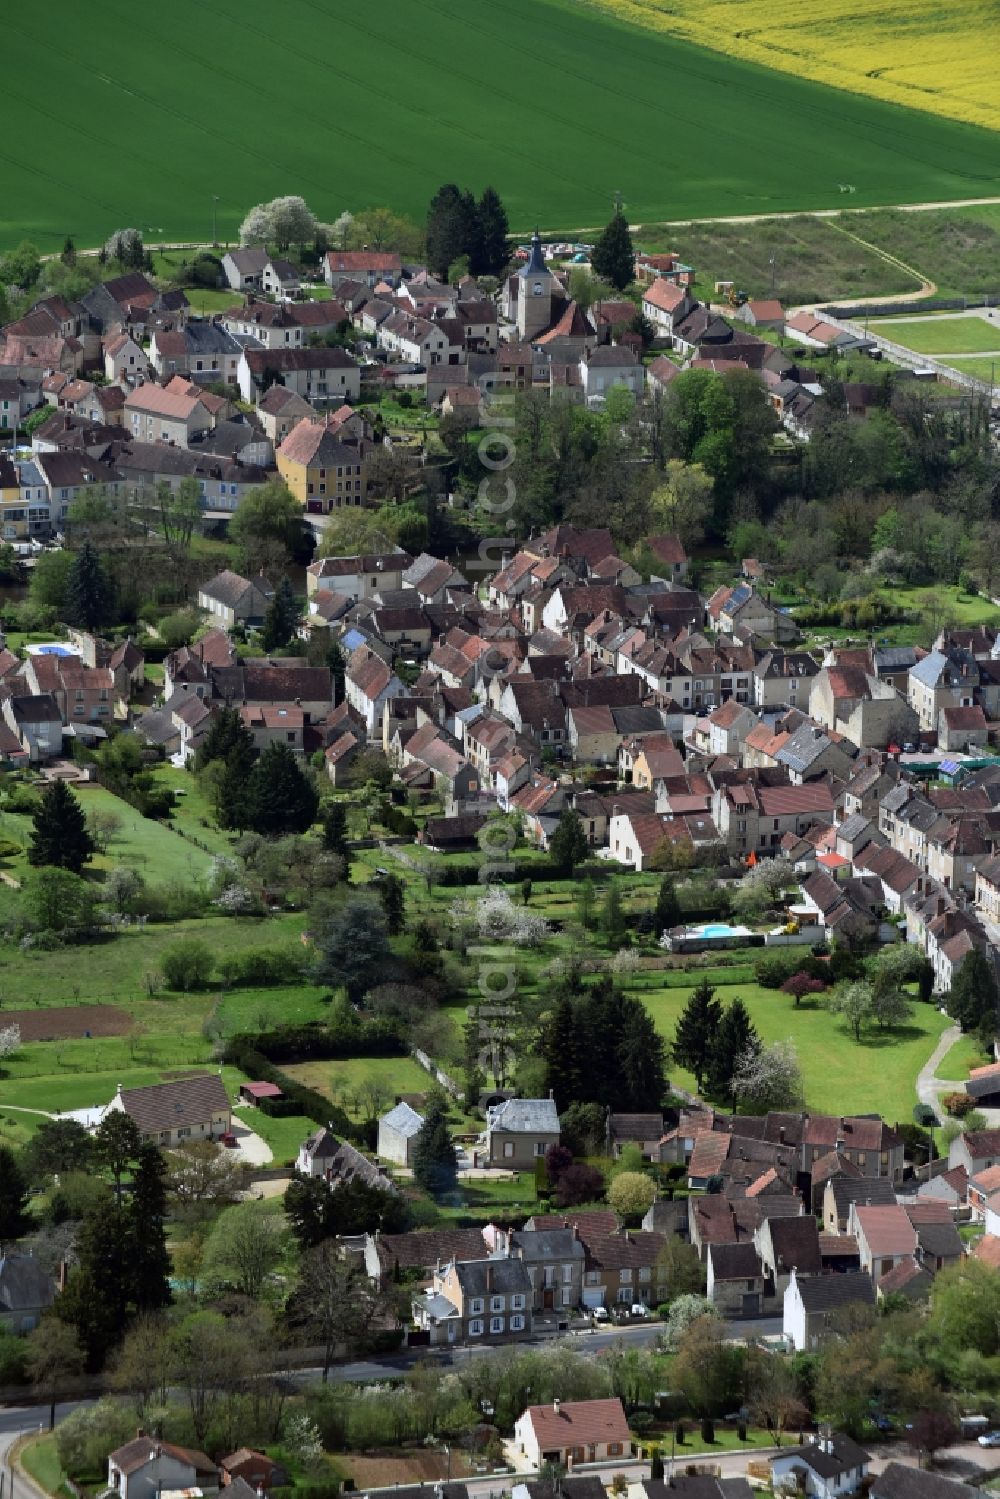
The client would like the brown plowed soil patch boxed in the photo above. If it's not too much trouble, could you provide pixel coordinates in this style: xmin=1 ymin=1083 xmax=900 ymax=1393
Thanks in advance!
xmin=4 ymin=1005 xmax=132 ymax=1041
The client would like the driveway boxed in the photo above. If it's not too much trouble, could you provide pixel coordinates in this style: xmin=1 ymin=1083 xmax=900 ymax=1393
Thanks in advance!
xmin=229 ymin=1111 xmax=273 ymax=1166
xmin=916 ymin=1023 xmax=961 ymax=1114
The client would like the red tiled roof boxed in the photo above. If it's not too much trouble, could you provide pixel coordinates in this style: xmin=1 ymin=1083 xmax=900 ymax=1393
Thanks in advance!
xmin=521 ymin=1399 xmax=631 ymax=1451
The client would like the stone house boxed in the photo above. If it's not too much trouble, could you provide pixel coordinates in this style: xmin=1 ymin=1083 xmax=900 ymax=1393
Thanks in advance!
xmin=413 ymin=1257 xmax=532 ymax=1345
xmin=484 ymin=1097 xmax=560 ymax=1168
xmin=197 ymin=569 xmax=274 ymax=629
xmin=706 ymin=1242 xmax=767 ymax=1317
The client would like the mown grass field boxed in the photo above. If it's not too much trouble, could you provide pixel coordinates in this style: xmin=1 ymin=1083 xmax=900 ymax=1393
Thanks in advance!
xmin=581 ymin=0 xmax=1000 ymax=132
xmin=4 ymin=0 xmax=1000 ymax=253
xmin=944 ymin=356 xmax=1000 ymax=381
xmin=870 ymin=315 xmax=1000 ymax=354
xmin=637 ymin=977 xmax=950 ymax=1124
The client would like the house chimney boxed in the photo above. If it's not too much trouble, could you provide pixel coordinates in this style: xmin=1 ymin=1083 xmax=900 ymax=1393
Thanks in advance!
xmin=553 ymin=1398 xmax=561 ymax=1416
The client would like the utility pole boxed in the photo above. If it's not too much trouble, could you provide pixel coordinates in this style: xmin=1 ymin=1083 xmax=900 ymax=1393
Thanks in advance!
xmin=212 ymin=195 xmax=220 ymax=248
xmin=769 ymin=256 xmax=776 ymax=296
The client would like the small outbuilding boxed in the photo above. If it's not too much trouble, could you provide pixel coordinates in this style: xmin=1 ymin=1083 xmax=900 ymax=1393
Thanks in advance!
xmin=378 ymin=1101 xmax=425 ymax=1166
xmin=238 ymin=1081 xmax=283 ymax=1107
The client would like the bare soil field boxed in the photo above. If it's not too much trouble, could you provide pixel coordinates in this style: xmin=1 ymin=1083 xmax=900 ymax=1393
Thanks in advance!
xmin=4 ymin=1004 xmax=132 ymax=1042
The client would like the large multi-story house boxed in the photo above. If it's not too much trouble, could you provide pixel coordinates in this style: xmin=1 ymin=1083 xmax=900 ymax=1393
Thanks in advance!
xmin=412 ymin=1257 xmax=532 ymax=1345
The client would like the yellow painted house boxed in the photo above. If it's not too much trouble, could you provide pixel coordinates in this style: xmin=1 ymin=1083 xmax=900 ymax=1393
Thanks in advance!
xmin=0 ymin=455 xmax=24 ymax=540
xmin=276 ymin=415 xmax=369 ymax=515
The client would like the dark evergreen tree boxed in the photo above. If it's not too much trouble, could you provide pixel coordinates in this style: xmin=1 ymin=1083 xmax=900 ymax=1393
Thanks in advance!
xmin=948 ymin=946 xmax=999 ymax=1034
xmin=243 ymin=741 xmax=320 ymax=835
xmin=543 ymin=992 xmax=584 ymax=1109
xmin=618 ymin=1002 xmax=667 ymax=1112
xmin=377 ymin=872 xmax=406 ymax=935
xmin=0 ymin=1146 xmax=31 ymax=1241
xmin=601 ymin=880 xmax=626 ymax=947
xmin=27 ymin=779 xmax=94 ymax=874
xmin=411 ymin=1101 xmax=458 ymax=1199
xmin=23 ymin=1119 xmax=93 ymax=1183
xmin=94 ymin=1112 xmax=144 ymax=1201
xmin=708 ymin=998 xmax=760 ymax=1104
xmin=63 ymin=540 xmax=114 ymax=630
xmin=650 ymin=1452 xmax=664 ymax=1483
xmin=426 ymin=184 xmax=478 ymax=279
xmin=60 ymin=236 xmax=76 ymax=266
xmin=328 ymin=640 xmax=346 ymax=705
xmin=672 ymin=979 xmax=723 ymax=1093
xmin=321 ymin=799 xmax=351 ymax=875
xmin=654 ymin=875 xmax=682 ymax=933
xmin=56 ymin=1205 xmax=130 ymax=1370
xmin=473 ymin=186 xmax=510 ymax=276
xmin=129 ymin=1144 xmax=171 ymax=1313
xmin=194 ymin=705 xmax=255 ymax=772
xmin=591 ymin=207 xmax=636 ymax=292
xmin=312 ymin=893 xmax=391 ymax=1002
xmin=549 ymin=808 xmax=589 ymax=876
xmin=261 ymin=576 xmax=299 ymax=651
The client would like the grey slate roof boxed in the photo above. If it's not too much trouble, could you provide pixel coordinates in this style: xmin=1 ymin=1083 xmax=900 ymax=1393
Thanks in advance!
xmin=909 ymin=650 xmax=952 ymax=688
xmin=0 ymin=1255 xmax=55 ymax=1314
xmin=837 ymin=812 xmax=872 ymax=842
xmin=487 ymin=1097 xmax=560 ymax=1134
xmin=380 ymin=1101 xmax=424 ymax=1138
xmin=794 ymin=1269 xmax=876 ymax=1314
xmin=453 ymin=1256 xmax=532 ymax=1297
xmin=511 ymin=1228 xmax=585 ymax=1262
xmin=773 ymin=1434 xmax=870 ymax=1481
xmin=872 ymin=1462 xmax=970 ymax=1499
xmin=829 ymin=1176 xmax=897 ymax=1219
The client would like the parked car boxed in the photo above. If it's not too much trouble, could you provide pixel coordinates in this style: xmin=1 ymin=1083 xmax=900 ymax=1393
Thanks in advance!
xmin=630 ymin=1303 xmax=649 ymax=1319
xmin=979 ymin=1432 xmax=1000 ymax=1448
xmin=591 ymin=1306 xmax=609 ymax=1323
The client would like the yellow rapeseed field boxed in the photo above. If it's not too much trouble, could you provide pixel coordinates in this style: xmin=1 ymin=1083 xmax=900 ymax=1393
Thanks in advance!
xmin=582 ymin=0 xmax=1000 ymax=133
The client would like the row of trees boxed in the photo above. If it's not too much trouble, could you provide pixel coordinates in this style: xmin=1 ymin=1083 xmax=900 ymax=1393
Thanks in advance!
xmin=426 ymin=183 xmax=511 ymax=279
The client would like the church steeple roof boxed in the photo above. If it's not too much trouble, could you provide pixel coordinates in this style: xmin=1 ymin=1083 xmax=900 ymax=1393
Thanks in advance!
xmin=519 ymin=229 xmax=549 ymax=278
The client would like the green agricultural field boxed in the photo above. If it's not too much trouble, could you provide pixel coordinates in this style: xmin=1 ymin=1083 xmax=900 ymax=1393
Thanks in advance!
xmin=5 ymin=0 xmax=1000 ymax=252
xmin=869 ymin=314 xmax=1000 ymax=354
xmin=637 ymin=215 xmax=923 ymax=306
xmin=639 ymin=978 xmax=949 ymax=1122
xmin=840 ymin=206 xmax=1000 ymax=298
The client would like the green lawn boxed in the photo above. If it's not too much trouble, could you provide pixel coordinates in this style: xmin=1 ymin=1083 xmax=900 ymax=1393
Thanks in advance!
xmin=282 ymin=1056 xmax=435 ymax=1114
xmin=869 ymin=315 xmax=1000 ymax=355
xmin=872 ymin=582 xmax=1000 ymax=631
xmin=0 ymin=1065 xmax=247 ymax=1116
xmin=233 ymin=1104 xmax=313 ymax=1166
xmin=939 ymin=356 xmax=1000 ymax=381
xmin=937 ymin=1032 xmax=992 ymax=1083
xmin=5 ymin=0 xmax=1000 ymax=252
xmin=21 ymin=1433 xmax=71 ymax=1499
xmin=639 ymin=978 xmax=949 ymax=1123
xmin=185 ymin=288 xmax=240 ymax=315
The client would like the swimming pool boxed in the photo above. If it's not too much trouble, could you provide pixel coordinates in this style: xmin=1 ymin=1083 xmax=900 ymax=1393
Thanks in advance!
xmin=701 ymin=923 xmax=742 ymax=938
xmin=26 ymin=642 xmax=78 ymax=658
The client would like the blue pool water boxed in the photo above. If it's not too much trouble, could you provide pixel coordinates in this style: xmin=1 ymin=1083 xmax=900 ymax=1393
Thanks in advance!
xmin=702 ymin=923 xmax=740 ymax=938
